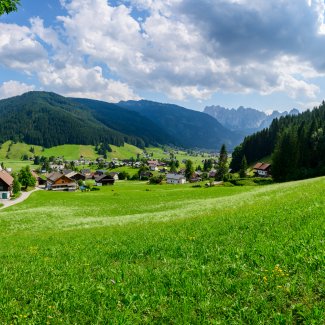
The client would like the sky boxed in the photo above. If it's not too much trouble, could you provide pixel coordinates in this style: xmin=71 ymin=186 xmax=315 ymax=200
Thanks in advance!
xmin=1 ymin=0 xmax=325 ymax=112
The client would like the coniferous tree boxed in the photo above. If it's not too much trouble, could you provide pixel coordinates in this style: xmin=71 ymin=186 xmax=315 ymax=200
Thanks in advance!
xmin=185 ymin=160 xmax=194 ymax=180
xmin=239 ymin=155 xmax=247 ymax=178
xmin=229 ymin=145 xmax=243 ymax=172
xmin=216 ymin=144 xmax=228 ymax=181
xmin=272 ymin=129 xmax=299 ymax=182
xmin=12 ymin=173 xmax=21 ymax=194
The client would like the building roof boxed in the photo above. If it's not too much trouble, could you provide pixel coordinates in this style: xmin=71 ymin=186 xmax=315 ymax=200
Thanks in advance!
xmin=0 ymin=170 xmax=14 ymax=186
xmin=47 ymin=172 xmax=66 ymax=182
xmin=253 ymin=162 xmax=271 ymax=170
xmin=62 ymin=169 xmax=73 ymax=175
xmin=147 ymin=160 xmax=158 ymax=165
xmin=65 ymin=171 xmax=82 ymax=178
xmin=166 ymin=173 xmax=186 ymax=180
xmin=95 ymin=174 xmax=114 ymax=182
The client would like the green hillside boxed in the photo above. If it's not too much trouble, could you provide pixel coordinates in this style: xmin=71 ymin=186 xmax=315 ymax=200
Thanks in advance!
xmin=0 ymin=91 xmax=240 ymax=151
xmin=0 ymin=91 xmax=144 ymax=148
xmin=0 ymin=178 xmax=323 ymax=323
xmin=71 ymin=98 xmax=174 ymax=147
xmin=42 ymin=144 xmax=97 ymax=160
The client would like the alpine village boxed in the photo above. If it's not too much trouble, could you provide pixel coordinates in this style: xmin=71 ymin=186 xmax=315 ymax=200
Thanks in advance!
xmin=0 ymin=1 xmax=324 ymax=324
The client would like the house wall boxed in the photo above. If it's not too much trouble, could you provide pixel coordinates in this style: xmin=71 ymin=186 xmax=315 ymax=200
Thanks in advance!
xmin=257 ymin=170 xmax=269 ymax=177
xmin=167 ymin=178 xmax=186 ymax=184
xmin=54 ymin=176 xmax=73 ymax=185
xmin=0 ymin=191 xmax=11 ymax=199
xmin=0 ymin=180 xmax=11 ymax=199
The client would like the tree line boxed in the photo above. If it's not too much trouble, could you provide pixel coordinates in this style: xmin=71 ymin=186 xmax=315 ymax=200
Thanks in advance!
xmin=230 ymin=101 xmax=325 ymax=181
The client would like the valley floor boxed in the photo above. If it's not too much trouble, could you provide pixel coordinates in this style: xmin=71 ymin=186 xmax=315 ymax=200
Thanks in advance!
xmin=0 ymin=179 xmax=324 ymax=323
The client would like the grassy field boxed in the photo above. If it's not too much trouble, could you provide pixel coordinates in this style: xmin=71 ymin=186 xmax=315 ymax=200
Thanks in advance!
xmin=0 ymin=142 xmax=142 ymax=162
xmin=0 ymin=142 xmax=216 ymax=174
xmin=0 ymin=178 xmax=324 ymax=323
xmin=108 ymin=144 xmax=143 ymax=160
xmin=42 ymin=144 xmax=97 ymax=160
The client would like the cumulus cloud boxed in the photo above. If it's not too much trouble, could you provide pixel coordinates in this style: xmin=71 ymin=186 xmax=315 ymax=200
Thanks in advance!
xmin=1 ymin=0 xmax=325 ymax=103
xmin=0 ymin=81 xmax=35 ymax=99
xmin=0 ymin=23 xmax=48 ymax=73
xmin=38 ymin=64 xmax=140 ymax=102
xmin=53 ymin=0 xmax=325 ymax=101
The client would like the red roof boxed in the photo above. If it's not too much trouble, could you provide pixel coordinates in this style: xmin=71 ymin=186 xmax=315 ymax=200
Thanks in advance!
xmin=0 ymin=170 xmax=14 ymax=186
xmin=253 ymin=162 xmax=271 ymax=170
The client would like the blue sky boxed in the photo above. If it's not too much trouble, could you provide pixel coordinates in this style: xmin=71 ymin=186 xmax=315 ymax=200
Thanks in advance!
xmin=1 ymin=0 xmax=325 ymax=112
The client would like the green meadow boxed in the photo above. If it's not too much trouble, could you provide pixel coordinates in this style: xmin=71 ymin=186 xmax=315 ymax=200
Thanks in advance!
xmin=0 ymin=179 xmax=324 ymax=323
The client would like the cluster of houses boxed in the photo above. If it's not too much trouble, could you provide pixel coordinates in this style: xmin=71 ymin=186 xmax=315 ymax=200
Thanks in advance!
xmin=0 ymin=153 xmax=272 ymax=199
xmin=45 ymin=157 xmax=140 ymax=173
xmin=43 ymin=169 xmax=116 ymax=191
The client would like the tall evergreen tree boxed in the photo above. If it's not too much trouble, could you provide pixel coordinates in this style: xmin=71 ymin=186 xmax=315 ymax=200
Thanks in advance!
xmin=216 ymin=144 xmax=228 ymax=181
xmin=239 ymin=155 xmax=248 ymax=178
xmin=272 ymin=129 xmax=299 ymax=182
xmin=12 ymin=173 xmax=21 ymax=195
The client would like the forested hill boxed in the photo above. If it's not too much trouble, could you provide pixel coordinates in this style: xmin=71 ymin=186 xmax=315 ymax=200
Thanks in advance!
xmin=118 ymin=100 xmax=240 ymax=149
xmin=70 ymin=98 xmax=175 ymax=147
xmin=0 ymin=91 xmax=239 ymax=150
xmin=0 ymin=92 xmax=145 ymax=148
xmin=230 ymin=101 xmax=325 ymax=181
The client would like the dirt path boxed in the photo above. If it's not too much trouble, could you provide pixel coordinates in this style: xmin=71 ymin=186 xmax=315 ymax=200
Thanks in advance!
xmin=0 ymin=188 xmax=40 ymax=210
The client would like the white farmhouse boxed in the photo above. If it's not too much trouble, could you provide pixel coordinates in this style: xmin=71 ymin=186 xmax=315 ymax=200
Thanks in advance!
xmin=166 ymin=173 xmax=186 ymax=184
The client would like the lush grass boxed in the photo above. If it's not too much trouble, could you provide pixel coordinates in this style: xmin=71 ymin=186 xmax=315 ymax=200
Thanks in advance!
xmin=0 ymin=160 xmax=34 ymax=172
xmin=0 ymin=178 xmax=324 ymax=323
xmin=0 ymin=141 xmax=42 ymax=160
xmin=108 ymin=143 xmax=143 ymax=160
xmin=42 ymin=144 xmax=97 ymax=160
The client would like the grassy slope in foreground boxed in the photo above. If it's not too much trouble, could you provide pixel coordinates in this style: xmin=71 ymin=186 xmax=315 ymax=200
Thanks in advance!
xmin=0 ymin=179 xmax=324 ymax=323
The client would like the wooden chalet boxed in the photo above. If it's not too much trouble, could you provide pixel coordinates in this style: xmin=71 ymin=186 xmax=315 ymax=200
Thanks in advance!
xmin=95 ymin=174 xmax=115 ymax=186
xmin=253 ymin=163 xmax=271 ymax=177
xmin=0 ymin=170 xmax=13 ymax=199
xmin=46 ymin=172 xmax=77 ymax=191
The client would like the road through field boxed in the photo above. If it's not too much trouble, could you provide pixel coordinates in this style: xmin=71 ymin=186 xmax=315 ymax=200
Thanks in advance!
xmin=0 ymin=188 xmax=40 ymax=210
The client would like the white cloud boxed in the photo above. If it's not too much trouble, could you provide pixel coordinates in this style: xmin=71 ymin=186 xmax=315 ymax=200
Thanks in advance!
xmin=38 ymin=64 xmax=140 ymax=102
xmin=1 ymin=0 xmax=325 ymax=103
xmin=0 ymin=81 xmax=35 ymax=99
xmin=0 ymin=23 xmax=48 ymax=73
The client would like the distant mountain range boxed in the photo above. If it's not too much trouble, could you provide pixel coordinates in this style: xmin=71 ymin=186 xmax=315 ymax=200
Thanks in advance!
xmin=118 ymin=100 xmax=239 ymax=149
xmin=0 ymin=91 xmax=241 ymax=150
xmin=204 ymin=105 xmax=299 ymax=136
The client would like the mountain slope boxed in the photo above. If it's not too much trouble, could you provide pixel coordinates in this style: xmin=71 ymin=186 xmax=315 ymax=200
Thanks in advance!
xmin=0 ymin=91 xmax=142 ymax=148
xmin=204 ymin=105 xmax=299 ymax=136
xmin=70 ymin=98 xmax=174 ymax=147
xmin=0 ymin=92 xmax=240 ymax=150
xmin=118 ymin=100 xmax=239 ymax=149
